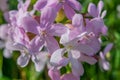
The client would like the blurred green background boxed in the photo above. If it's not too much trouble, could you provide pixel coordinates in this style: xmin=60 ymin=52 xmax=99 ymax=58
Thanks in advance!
xmin=0 ymin=0 xmax=120 ymax=80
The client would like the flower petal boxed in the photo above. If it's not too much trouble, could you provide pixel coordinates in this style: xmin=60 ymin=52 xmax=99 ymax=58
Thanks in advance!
xmin=50 ymin=23 xmax=67 ymax=36
xmin=17 ymin=54 xmax=30 ymax=67
xmin=61 ymin=73 xmax=80 ymax=80
xmin=101 ymin=10 xmax=107 ymax=18
xmin=66 ymin=0 xmax=82 ymax=11
xmin=40 ymin=7 xmax=57 ymax=27
xmin=29 ymin=36 xmax=44 ymax=54
xmin=97 ymin=1 xmax=104 ymax=16
xmin=3 ymin=49 xmax=13 ymax=58
xmin=64 ymin=3 xmax=75 ymax=20
xmin=32 ymin=51 xmax=48 ymax=72
xmin=45 ymin=36 xmax=60 ymax=54
xmin=79 ymin=53 xmax=97 ymax=65
xmin=103 ymin=43 xmax=113 ymax=55
xmin=74 ymin=43 xmax=95 ymax=56
xmin=88 ymin=3 xmax=98 ymax=17
xmin=34 ymin=0 xmax=47 ymax=10
xmin=50 ymin=48 xmax=66 ymax=66
xmin=20 ymin=15 xmax=39 ymax=34
xmin=72 ymin=14 xmax=83 ymax=28
xmin=60 ymin=29 xmax=70 ymax=44
xmin=102 ymin=61 xmax=110 ymax=70
xmin=71 ymin=50 xmax=80 ymax=59
xmin=48 ymin=68 xmax=61 ymax=80
xmin=70 ymin=57 xmax=84 ymax=76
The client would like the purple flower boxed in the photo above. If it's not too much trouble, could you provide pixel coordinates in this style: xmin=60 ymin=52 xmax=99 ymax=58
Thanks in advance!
xmin=21 ymin=7 xmax=67 ymax=54
xmin=88 ymin=0 xmax=106 ymax=18
xmin=10 ymin=27 xmax=46 ymax=71
xmin=9 ymin=0 xmax=31 ymax=28
xmin=50 ymin=29 xmax=97 ymax=78
xmin=0 ymin=24 xmax=15 ymax=58
xmin=34 ymin=0 xmax=82 ymax=20
xmin=66 ymin=14 xmax=101 ymax=54
xmin=86 ymin=18 xmax=108 ymax=37
xmin=99 ymin=43 xmax=113 ymax=70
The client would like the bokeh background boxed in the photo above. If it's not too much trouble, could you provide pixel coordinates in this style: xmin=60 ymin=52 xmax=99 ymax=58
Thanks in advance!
xmin=0 ymin=0 xmax=120 ymax=80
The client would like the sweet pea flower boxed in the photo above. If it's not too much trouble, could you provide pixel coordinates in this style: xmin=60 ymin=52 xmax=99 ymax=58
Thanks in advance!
xmin=21 ymin=7 xmax=67 ymax=54
xmin=99 ymin=43 xmax=113 ymax=70
xmin=34 ymin=0 xmax=82 ymax=20
xmin=88 ymin=0 xmax=107 ymax=18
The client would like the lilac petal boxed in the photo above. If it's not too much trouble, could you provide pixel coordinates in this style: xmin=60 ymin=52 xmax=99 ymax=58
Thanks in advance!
xmin=5 ymin=40 xmax=19 ymax=51
xmin=17 ymin=54 xmax=30 ymax=67
xmin=34 ymin=0 xmax=47 ymax=10
xmin=40 ymin=7 xmax=57 ymax=26
xmin=74 ymin=43 xmax=95 ymax=56
xmin=13 ymin=27 xmax=29 ymax=45
xmin=72 ymin=14 xmax=83 ymax=28
xmin=45 ymin=36 xmax=60 ymax=54
xmin=29 ymin=36 xmax=44 ymax=54
xmin=100 ymin=52 xmax=105 ymax=60
xmin=48 ymin=68 xmax=61 ymax=80
xmin=50 ymin=48 xmax=66 ymax=66
xmin=64 ymin=3 xmax=75 ymax=20
xmin=24 ymin=0 xmax=31 ymax=11
xmin=60 ymin=29 xmax=70 ymax=44
xmin=71 ymin=50 xmax=80 ymax=59
xmin=61 ymin=73 xmax=80 ymax=80
xmin=86 ymin=18 xmax=106 ymax=36
xmin=47 ymin=0 xmax=61 ymax=11
xmin=88 ymin=3 xmax=98 ymax=17
xmin=101 ymin=10 xmax=107 ymax=18
xmin=84 ymin=37 xmax=101 ymax=55
xmin=32 ymin=52 xmax=48 ymax=72
xmin=102 ymin=61 xmax=110 ymax=70
xmin=69 ymin=28 xmax=81 ymax=40
xmin=0 ymin=24 xmax=9 ymax=40
xmin=66 ymin=0 xmax=82 ymax=11
xmin=13 ymin=43 xmax=27 ymax=51
xmin=71 ymin=57 xmax=84 ymax=77
xmin=50 ymin=23 xmax=67 ymax=36
xmin=3 ymin=49 xmax=13 ymax=58
xmin=101 ymin=25 xmax=108 ymax=35
xmin=65 ymin=32 xmax=87 ymax=46
xmin=20 ymin=15 xmax=39 ymax=34
xmin=79 ymin=53 xmax=97 ymax=65
xmin=103 ymin=43 xmax=113 ymax=55
xmin=97 ymin=1 xmax=104 ymax=16
xmin=4 ymin=12 xmax=10 ymax=22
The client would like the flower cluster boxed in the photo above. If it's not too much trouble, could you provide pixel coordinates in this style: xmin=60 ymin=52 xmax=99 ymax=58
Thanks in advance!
xmin=0 ymin=0 xmax=113 ymax=80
